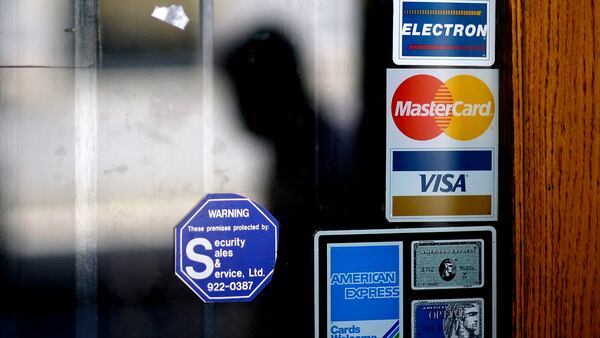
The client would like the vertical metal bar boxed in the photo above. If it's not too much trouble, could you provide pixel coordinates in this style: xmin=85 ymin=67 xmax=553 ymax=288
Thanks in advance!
xmin=0 ymin=3 xmax=19 ymax=336
xmin=74 ymin=67 xmax=98 ymax=338
xmin=74 ymin=0 xmax=98 ymax=68
xmin=201 ymin=0 xmax=214 ymax=336
xmin=202 ymin=0 xmax=214 ymax=195
xmin=0 ymin=0 xmax=18 ymax=65
xmin=312 ymin=0 xmax=321 ymax=210
xmin=74 ymin=0 xmax=98 ymax=337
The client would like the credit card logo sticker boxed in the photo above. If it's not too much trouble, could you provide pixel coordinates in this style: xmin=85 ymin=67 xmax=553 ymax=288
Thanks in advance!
xmin=401 ymin=2 xmax=488 ymax=57
xmin=386 ymin=69 xmax=498 ymax=222
xmin=391 ymin=74 xmax=495 ymax=141
xmin=390 ymin=150 xmax=493 ymax=217
xmin=393 ymin=0 xmax=495 ymax=66
xmin=328 ymin=243 xmax=403 ymax=338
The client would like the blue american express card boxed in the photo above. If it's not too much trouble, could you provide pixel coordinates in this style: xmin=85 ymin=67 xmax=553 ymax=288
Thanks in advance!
xmin=412 ymin=299 xmax=483 ymax=338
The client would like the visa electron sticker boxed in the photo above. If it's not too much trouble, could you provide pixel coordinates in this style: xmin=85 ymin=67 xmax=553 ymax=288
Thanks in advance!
xmin=393 ymin=0 xmax=495 ymax=66
xmin=328 ymin=243 xmax=403 ymax=338
xmin=386 ymin=69 xmax=498 ymax=222
xmin=174 ymin=193 xmax=278 ymax=302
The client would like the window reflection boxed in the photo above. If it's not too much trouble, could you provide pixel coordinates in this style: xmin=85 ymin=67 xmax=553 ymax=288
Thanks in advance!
xmin=0 ymin=1 xmax=364 ymax=337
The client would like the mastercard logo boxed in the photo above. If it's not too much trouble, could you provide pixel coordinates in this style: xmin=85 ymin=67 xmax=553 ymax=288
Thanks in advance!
xmin=391 ymin=74 xmax=495 ymax=141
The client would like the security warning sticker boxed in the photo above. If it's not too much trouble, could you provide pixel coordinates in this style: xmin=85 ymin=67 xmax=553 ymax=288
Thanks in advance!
xmin=386 ymin=69 xmax=498 ymax=222
xmin=174 ymin=193 xmax=278 ymax=302
xmin=393 ymin=0 xmax=495 ymax=66
xmin=327 ymin=242 xmax=403 ymax=338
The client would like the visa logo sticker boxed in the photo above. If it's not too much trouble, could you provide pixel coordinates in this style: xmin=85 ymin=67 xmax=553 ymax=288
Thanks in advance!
xmin=393 ymin=0 xmax=495 ymax=66
xmin=390 ymin=150 xmax=494 ymax=219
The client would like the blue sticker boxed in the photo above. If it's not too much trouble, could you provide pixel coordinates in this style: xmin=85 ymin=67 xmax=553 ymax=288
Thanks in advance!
xmin=392 ymin=150 xmax=492 ymax=172
xmin=393 ymin=0 xmax=495 ymax=66
xmin=328 ymin=243 xmax=403 ymax=338
xmin=174 ymin=193 xmax=278 ymax=302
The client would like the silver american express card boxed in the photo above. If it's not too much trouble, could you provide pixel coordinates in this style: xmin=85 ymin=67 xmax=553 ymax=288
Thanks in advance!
xmin=412 ymin=240 xmax=483 ymax=289
xmin=412 ymin=299 xmax=484 ymax=338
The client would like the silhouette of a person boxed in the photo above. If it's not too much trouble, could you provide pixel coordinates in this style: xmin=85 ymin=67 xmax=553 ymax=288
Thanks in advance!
xmin=223 ymin=28 xmax=349 ymax=337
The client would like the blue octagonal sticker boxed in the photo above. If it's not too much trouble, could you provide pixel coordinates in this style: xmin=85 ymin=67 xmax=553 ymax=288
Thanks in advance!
xmin=175 ymin=193 xmax=279 ymax=302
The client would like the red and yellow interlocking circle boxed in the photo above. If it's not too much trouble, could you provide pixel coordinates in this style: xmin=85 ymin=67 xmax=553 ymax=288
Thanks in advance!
xmin=391 ymin=74 xmax=495 ymax=141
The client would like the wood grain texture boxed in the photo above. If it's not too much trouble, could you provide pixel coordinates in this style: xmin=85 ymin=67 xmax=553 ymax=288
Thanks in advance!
xmin=512 ymin=0 xmax=600 ymax=336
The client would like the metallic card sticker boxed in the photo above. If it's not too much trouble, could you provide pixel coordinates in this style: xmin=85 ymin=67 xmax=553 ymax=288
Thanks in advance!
xmin=328 ymin=242 xmax=403 ymax=338
xmin=412 ymin=299 xmax=483 ymax=338
xmin=412 ymin=240 xmax=483 ymax=289
xmin=174 ymin=193 xmax=278 ymax=302
xmin=386 ymin=69 xmax=499 ymax=222
xmin=393 ymin=0 xmax=496 ymax=66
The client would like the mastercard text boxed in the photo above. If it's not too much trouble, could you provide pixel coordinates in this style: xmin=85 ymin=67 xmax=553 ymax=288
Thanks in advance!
xmin=394 ymin=100 xmax=492 ymax=117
